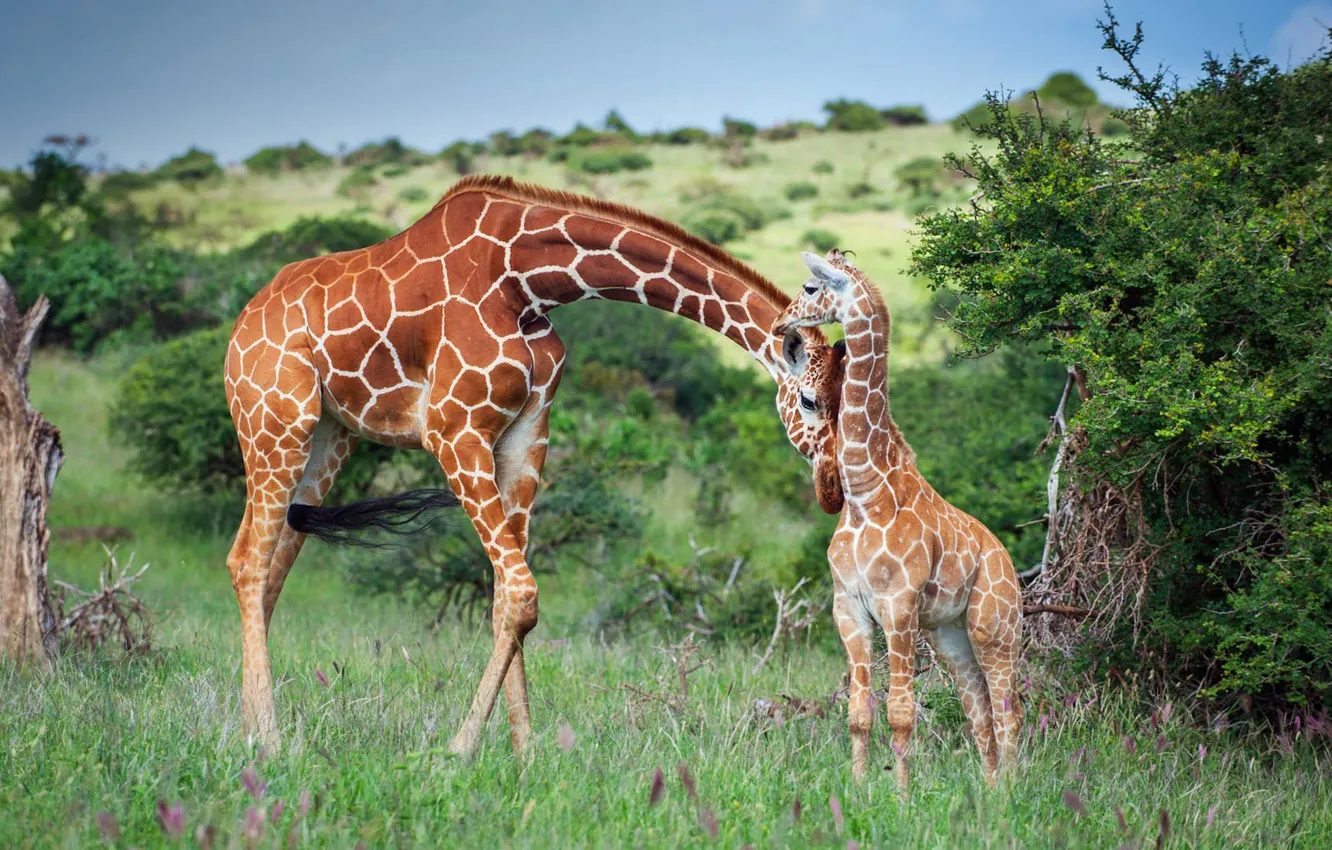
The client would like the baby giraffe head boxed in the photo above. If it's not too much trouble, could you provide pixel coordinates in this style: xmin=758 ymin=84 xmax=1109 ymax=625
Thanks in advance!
xmin=772 ymin=249 xmax=857 ymax=335
xmin=774 ymin=328 xmax=847 ymax=515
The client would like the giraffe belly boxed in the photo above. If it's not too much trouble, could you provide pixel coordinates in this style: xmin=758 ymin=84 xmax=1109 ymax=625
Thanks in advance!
xmin=321 ymin=384 xmax=427 ymax=449
xmin=918 ymin=576 xmax=971 ymax=629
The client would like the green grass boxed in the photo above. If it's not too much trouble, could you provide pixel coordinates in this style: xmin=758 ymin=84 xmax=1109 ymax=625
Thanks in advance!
xmin=4 ymin=352 xmax=1330 ymax=847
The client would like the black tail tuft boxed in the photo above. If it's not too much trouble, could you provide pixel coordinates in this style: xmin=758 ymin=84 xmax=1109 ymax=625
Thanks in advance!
xmin=287 ymin=488 xmax=460 ymax=548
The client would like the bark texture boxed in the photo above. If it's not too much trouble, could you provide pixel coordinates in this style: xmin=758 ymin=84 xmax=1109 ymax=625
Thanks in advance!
xmin=0 ymin=273 xmax=61 ymax=666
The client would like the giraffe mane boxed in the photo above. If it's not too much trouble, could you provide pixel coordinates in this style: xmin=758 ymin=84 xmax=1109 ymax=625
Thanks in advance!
xmin=431 ymin=175 xmax=819 ymax=335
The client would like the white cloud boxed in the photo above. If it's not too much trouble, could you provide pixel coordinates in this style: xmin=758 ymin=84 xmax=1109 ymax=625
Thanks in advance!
xmin=1272 ymin=3 xmax=1332 ymax=67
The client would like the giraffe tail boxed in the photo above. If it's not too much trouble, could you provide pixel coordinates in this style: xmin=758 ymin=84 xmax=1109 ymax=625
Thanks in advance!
xmin=286 ymin=489 xmax=460 ymax=548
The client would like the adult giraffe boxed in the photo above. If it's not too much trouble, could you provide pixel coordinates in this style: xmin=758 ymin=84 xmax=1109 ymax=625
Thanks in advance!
xmin=224 ymin=175 xmax=831 ymax=756
xmin=773 ymin=250 xmax=1023 ymax=792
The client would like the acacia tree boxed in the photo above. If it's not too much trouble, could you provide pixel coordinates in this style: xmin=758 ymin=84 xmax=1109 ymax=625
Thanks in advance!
xmin=0 ymin=274 xmax=60 ymax=666
xmin=911 ymin=8 xmax=1332 ymax=704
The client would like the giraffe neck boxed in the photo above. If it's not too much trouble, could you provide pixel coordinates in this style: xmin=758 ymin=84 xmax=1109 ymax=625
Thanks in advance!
xmin=433 ymin=189 xmax=786 ymax=377
xmin=836 ymin=280 xmax=912 ymax=499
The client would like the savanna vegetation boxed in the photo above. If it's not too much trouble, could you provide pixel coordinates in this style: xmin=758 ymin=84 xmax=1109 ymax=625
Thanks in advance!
xmin=2 ymin=9 xmax=1330 ymax=846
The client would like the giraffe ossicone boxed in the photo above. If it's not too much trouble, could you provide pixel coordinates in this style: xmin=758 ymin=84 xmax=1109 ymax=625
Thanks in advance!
xmin=772 ymin=248 xmax=1024 ymax=792
xmin=224 ymin=174 xmax=836 ymax=757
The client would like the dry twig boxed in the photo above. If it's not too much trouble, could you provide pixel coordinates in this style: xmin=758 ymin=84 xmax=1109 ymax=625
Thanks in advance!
xmin=51 ymin=546 xmax=152 ymax=653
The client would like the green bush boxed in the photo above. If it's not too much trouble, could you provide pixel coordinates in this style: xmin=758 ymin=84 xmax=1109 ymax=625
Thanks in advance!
xmin=243 ymin=141 xmax=333 ymax=175
xmin=336 ymin=168 xmax=377 ymax=201
xmin=659 ymin=127 xmax=712 ymax=145
xmin=440 ymin=140 xmax=484 ymax=175
xmin=568 ymin=148 xmax=653 ymax=174
xmin=801 ymin=229 xmax=840 ymax=253
xmin=241 ymin=215 xmax=391 ymax=265
xmin=783 ymin=181 xmax=819 ymax=201
xmin=398 ymin=186 xmax=429 ymax=203
xmin=344 ymin=138 xmax=429 ymax=168
xmin=881 ymin=105 xmax=929 ymax=125
xmin=559 ymin=123 xmax=603 ymax=147
xmin=1100 ymin=117 xmax=1130 ymax=137
xmin=489 ymin=129 xmax=555 ymax=158
xmin=681 ymin=209 xmax=744 ymax=245
xmin=111 ymin=326 xmax=391 ymax=497
xmin=97 ymin=170 xmax=157 ymax=196
xmin=823 ymin=99 xmax=886 ymax=131
xmin=911 ymin=22 xmax=1332 ymax=705
xmin=721 ymin=117 xmax=757 ymax=140
xmin=811 ymin=160 xmax=834 ymax=175
xmin=2 ymin=229 xmax=221 ymax=351
xmin=951 ymin=100 xmax=1004 ymax=132
xmin=1035 ymin=71 xmax=1099 ymax=107
xmin=603 ymin=110 xmax=641 ymax=143
xmin=895 ymin=156 xmax=944 ymax=196
xmin=761 ymin=123 xmax=801 ymax=141
xmin=151 ymin=147 xmax=222 ymax=184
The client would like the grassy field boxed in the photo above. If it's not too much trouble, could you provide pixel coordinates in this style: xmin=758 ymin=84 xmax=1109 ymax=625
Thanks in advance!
xmin=3 ymin=352 xmax=1330 ymax=848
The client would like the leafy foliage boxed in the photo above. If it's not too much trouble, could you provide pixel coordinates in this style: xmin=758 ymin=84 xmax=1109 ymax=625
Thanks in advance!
xmin=823 ymin=99 xmax=886 ymax=132
xmin=656 ymin=126 xmax=712 ymax=145
xmin=110 ymin=325 xmax=391 ymax=497
xmin=151 ymin=148 xmax=223 ymax=184
xmin=241 ymin=216 xmax=391 ymax=266
xmin=911 ymin=19 xmax=1332 ymax=704
xmin=344 ymin=138 xmax=429 ymax=168
xmin=335 ymin=167 xmax=377 ymax=203
xmin=894 ymin=155 xmax=944 ymax=196
xmin=567 ymin=148 xmax=653 ymax=175
xmin=801 ymin=229 xmax=840 ymax=253
xmin=881 ymin=104 xmax=929 ymax=126
xmin=783 ymin=181 xmax=819 ymax=201
xmin=243 ymin=141 xmax=333 ymax=174
xmin=1036 ymin=71 xmax=1099 ymax=107
xmin=438 ymin=140 xmax=484 ymax=175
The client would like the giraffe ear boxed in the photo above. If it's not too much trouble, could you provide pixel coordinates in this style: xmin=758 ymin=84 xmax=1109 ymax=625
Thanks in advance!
xmin=801 ymin=251 xmax=850 ymax=289
xmin=781 ymin=328 xmax=808 ymax=375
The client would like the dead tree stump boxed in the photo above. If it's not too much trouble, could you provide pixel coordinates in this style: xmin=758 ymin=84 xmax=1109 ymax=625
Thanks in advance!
xmin=0 ymin=273 xmax=62 ymax=667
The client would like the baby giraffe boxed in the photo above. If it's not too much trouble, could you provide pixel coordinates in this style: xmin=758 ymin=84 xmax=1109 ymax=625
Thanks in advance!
xmin=773 ymin=250 xmax=1023 ymax=793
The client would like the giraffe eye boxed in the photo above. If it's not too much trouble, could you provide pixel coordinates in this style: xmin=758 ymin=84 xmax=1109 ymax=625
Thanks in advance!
xmin=799 ymin=393 xmax=817 ymax=412
xmin=803 ymin=281 xmax=820 ymax=295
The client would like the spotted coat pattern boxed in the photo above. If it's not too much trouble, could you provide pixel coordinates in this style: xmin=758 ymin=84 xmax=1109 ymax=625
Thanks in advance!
xmin=773 ymin=250 xmax=1023 ymax=792
xmin=224 ymin=175 xmax=832 ymax=756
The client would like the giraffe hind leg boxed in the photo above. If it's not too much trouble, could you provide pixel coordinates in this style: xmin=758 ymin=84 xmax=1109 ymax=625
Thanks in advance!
xmin=969 ymin=551 xmax=1024 ymax=777
xmin=262 ymin=416 xmax=359 ymax=631
xmin=226 ymin=412 xmax=320 ymax=751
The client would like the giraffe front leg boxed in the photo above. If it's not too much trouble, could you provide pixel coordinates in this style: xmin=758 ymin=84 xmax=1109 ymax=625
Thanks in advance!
xmin=430 ymin=429 xmax=540 ymax=760
xmin=492 ymin=406 xmax=553 ymax=762
xmin=833 ymin=593 xmax=874 ymax=782
xmin=877 ymin=595 xmax=921 ymax=796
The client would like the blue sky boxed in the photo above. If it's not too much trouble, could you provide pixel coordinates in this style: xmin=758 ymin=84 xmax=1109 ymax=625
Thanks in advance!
xmin=1 ymin=0 xmax=1328 ymax=170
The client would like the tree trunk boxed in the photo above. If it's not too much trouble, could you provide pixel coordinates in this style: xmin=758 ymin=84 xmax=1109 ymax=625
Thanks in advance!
xmin=0 ymin=273 xmax=61 ymax=667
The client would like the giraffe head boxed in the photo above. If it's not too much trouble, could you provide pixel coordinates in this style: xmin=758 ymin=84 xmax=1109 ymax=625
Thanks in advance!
xmin=775 ymin=328 xmax=846 ymax=514
xmin=771 ymin=249 xmax=858 ymax=335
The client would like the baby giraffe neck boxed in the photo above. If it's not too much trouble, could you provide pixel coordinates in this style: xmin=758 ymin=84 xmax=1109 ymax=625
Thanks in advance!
xmin=834 ymin=275 xmax=911 ymax=498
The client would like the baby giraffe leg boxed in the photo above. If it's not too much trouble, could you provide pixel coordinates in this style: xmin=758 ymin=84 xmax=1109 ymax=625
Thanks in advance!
xmin=832 ymin=594 xmax=875 ymax=782
xmin=878 ymin=596 xmax=920 ymax=795
xmin=971 ymin=551 xmax=1024 ymax=777
xmin=929 ymin=624 xmax=999 ymax=785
